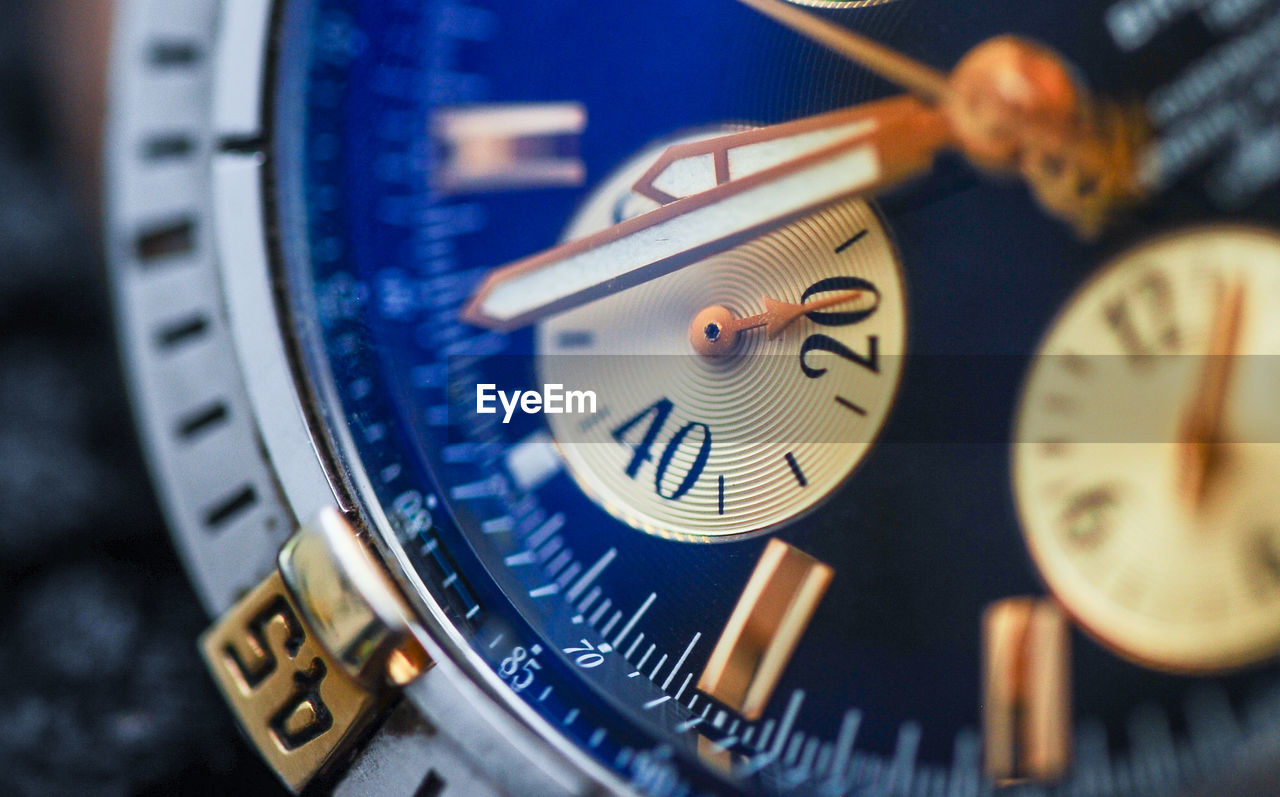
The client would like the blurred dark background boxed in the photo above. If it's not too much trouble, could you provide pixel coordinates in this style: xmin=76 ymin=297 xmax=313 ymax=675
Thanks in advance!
xmin=0 ymin=2 xmax=279 ymax=793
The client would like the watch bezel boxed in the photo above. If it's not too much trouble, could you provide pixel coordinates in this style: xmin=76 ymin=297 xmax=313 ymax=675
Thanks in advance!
xmin=106 ymin=1 xmax=623 ymax=793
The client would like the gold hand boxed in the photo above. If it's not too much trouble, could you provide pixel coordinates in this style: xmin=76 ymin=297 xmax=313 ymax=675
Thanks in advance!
xmin=734 ymin=0 xmax=1146 ymax=237
xmin=464 ymin=97 xmax=948 ymax=331
xmin=733 ymin=0 xmax=954 ymax=104
xmin=689 ymin=290 xmax=867 ymax=356
xmin=1178 ymin=278 xmax=1246 ymax=506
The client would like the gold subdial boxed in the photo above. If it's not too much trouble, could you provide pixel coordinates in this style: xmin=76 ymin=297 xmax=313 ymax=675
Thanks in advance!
xmin=537 ymin=137 xmax=905 ymax=540
xmin=1014 ymin=226 xmax=1280 ymax=672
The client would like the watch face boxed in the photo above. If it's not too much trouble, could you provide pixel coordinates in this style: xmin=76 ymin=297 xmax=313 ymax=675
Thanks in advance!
xmin=271 ymin=0 xmax=1280 ymax=793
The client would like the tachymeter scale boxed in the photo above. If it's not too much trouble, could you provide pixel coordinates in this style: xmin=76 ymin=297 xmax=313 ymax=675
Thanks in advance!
xmin=1015 ymin=226 xmax=1280 ymax=671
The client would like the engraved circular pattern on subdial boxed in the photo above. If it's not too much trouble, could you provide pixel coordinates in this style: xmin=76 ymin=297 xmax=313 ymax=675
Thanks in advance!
xmin=1014 ymin=226 xmax=1280 ymax=672
xmin=537 ymin=142 xmax=906 ymax=540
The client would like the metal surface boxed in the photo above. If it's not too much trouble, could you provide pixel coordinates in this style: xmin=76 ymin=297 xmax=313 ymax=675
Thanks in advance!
xmin=107 ymin=0 xmax=291 ymax=612
xmin=108 ymin=0 xmax=622 ymax=793
xmin=212 ymin=0 xmax=274 ymax=141
xmin=278 ymin=507 xmax=431 ymax=687
xmin=212 ymin=149 xmax=339 ymax=528
xmin=201 ymin=566 xmax=384 ymax=792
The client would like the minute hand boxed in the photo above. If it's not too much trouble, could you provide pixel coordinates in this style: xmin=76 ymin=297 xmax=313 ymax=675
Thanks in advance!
xmin=463 ymin=96 xmax=949 ymax=331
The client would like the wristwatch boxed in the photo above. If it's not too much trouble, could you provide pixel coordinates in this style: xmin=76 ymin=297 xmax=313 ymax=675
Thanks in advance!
xmin=106 ymin=0 xmax=1280 ymax=794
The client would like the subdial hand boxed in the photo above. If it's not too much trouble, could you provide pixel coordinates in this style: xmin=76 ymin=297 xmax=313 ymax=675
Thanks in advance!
xmin=688 ymin=290 xmax=868 ymax=357
xmin=1177 ymin=278 xmax=1246 ymax=507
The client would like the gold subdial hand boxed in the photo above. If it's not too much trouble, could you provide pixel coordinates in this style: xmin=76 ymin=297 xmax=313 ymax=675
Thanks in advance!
xmin=1177 ymin=277 xmax=1246 ymax=506
xmin=688 ymin=290 xmax=868 ymax=357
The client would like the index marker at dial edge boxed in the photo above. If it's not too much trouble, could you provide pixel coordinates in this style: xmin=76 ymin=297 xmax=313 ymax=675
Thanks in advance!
xmin=699 ymin=539 xmax=833 ymax=721
xmin=983 ymin=597 xmax=1071 ymax=782
xmin=463 ymin=97 xmax=949 ymax=331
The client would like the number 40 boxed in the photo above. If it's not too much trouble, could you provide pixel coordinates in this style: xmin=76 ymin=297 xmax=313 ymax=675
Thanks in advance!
xmin=611 ymin=398 xmax=712 ymax=501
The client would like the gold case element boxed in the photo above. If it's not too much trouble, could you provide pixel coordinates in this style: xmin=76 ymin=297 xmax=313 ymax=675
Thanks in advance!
xmin=200 ymin=509 xmax=430 ymax=792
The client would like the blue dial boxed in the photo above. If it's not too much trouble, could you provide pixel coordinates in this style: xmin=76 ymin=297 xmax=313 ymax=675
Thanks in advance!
xmin=272 ymin=1 xmax=1280 ymax=794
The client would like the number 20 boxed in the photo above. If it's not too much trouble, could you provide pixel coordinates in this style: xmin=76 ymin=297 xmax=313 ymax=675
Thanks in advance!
xmin=799 ymin=276 xmax=881 ymax=380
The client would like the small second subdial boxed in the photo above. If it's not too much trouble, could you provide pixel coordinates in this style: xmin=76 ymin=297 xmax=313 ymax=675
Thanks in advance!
xmin=538 ymin=135 xmax=906 ymax=540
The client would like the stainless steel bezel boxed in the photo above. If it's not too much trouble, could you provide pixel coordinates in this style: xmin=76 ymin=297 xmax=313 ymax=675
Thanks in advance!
xmin=107 ymin=0 xmax=292 ymax=611
xmin=107 ymin=1 xmax=625 ymax=793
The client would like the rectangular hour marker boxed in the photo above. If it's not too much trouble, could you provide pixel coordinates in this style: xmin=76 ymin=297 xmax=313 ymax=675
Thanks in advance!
xmin=983 ymin=597 xmax=1072 ymax=783
xmin=176 ymin=401 xmax=229 ymax=440
xmin=505 ymin=430 xmax=563 ymax=492
xmin=784 ymin=453 xmax=807 ymax=487
xmin=203 ymin=485 xmax=257 ymax=530
xmin=432 ymin=103 xmax=587 ymax=194
xmin=698 ymin=540 xmax=833 ymax=720
xmin=143 ymin=133 xmax=195 ymax=161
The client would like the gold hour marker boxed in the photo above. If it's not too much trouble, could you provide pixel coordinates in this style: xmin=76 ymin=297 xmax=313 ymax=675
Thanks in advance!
xmin=698 ymin=539 xmax=833 ymax=720
xmin=983 ymin=597 xmax=1072 ymax=783
xmin=432 ymin=103 xmax=587 ymax=194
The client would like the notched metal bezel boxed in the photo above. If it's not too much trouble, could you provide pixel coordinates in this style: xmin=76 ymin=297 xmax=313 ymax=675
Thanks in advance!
xmin=108 ymin=0 xmax=622 ymax=794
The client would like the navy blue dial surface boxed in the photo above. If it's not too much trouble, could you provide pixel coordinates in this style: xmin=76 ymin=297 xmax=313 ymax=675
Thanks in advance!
xmin=272 ymin=1 xmax=1280 ymax=793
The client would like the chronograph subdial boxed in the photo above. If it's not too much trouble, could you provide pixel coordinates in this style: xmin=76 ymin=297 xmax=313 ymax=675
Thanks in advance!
xmin=536 ymin=140 xmax=906 ymax=540
xmin=1014 ymin=226 xmax=1280 ymax=672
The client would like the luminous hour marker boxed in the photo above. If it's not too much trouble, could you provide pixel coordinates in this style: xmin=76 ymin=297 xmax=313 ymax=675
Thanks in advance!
xmin=504 ymin=430 xmax=563 ymax=492
xmin=432 ymin=103 xmax=587 ymax=194
xmin=698 ymin=539 xmax=833 ymax=720
xmin=983 ymin=597 xmax=1071 ymax=783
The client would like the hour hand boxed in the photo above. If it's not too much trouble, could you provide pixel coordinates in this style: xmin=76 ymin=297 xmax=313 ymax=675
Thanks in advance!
xmin=462 ymin=96 xmax=950 ymax=331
